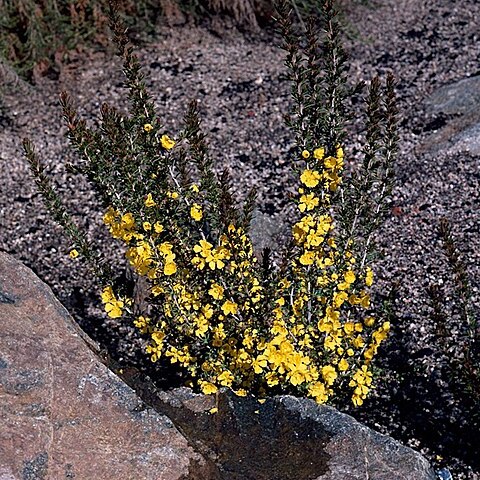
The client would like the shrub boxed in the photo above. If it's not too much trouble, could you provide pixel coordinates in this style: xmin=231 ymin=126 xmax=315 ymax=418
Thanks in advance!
xmin=0 ymin=0 xmax=276 ymax=78
xmin=384 ymin=217 xmax=480 ymax=468
xmin=0 ymin=0 xmax=369 ymax=79
xmin=0 ymin=0 xmax=109 ymax=77
xmin=0 ymin=0 xmax=189 ymax=78
xmin=23 ymin=0 xmax=398 ymax=406
xmin=429 ymin=218 xmax=479 ymax=402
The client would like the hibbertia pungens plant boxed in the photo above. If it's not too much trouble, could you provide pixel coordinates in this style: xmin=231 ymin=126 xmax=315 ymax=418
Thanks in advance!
xmin=23 ymin=0 xmax=398 ymax=408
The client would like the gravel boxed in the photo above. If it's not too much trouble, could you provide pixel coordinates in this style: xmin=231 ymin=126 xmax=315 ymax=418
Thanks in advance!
xmin=1 ymin=0 xmax=479 ymax=477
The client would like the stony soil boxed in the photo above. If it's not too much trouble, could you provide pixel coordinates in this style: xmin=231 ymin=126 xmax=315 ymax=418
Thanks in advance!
xmin=1 ymin=0 xmax=479 ymax=477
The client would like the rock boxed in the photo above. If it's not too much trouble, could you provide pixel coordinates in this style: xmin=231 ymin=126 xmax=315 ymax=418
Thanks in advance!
xmin=0 ymin=251 xmax=211 ymax=480
xmin=426 ymin=76 xmax=480 ymax=117
xmin=249 ymin=209 xmax=285 ymax=254
xmin=423 ymin=75 xmax=480 ymax=155
xmin=122 ymin=382 xmax=437 ymax=480
xmin=446 ymin=121 xmax=480 ymax=156
xmin=0 ymin=252 xmax=437 ymax=479
xmin=250 ymin=209 xmax=286 ymax=258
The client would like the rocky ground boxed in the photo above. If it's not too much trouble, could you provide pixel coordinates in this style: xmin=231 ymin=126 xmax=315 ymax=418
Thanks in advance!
xmin=1 ymin=0 xmax=479 ymax=477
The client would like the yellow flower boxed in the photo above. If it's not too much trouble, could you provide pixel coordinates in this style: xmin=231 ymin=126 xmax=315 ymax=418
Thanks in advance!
xmin=200 ymin=381 xmax=218 ymax=395
xmin=344 ymin=270 xmax=356 ymax=284
xmin=338 ymin=359 xmax=349 ymax=372
xmin=299 ymin=193 xmax=319 ymax=212
xmin=159 ymin=242 xmax=173 ymax=256
xmin=364 ymin=347 xmax=377 ymax=362
xmin=164 ymin=262 xmax=177 ymax=275
xmin=105 ymin=301 xmax=124 ymax=318
xmin=252 ymin=357 xmax=268 ymax=374
xmin=355 ymin=322 xmax=363 ymax=333
xmin=217 ymin=370 xmax=234 ymax=387
xmin=151 ymin=285 xmax=164 ymax=296
xmin=289 ymin=370 xmax=307 ymax=387
xmin=199 ymin=305 xmax=213 ymax=321
xmin=234 ymin=389 xmax=247 ymax=397
xmin=300 ymin=169 xmax=321 ymax=188
xmin=334 ymin=291 xmax=348 ymax=308
xmin=194 ymin=316 xmax=209 ymax=337
xmin=360 ymin=294 xmax=371 ymax=309
xmin=350 ymin=366 xmax=373 ymax=395
xmin=208 ymin=248 xmax=228 ymax=270
xmin=302 ymin=149 xmax=310 ymax=159
xmin=299 ymin=250 xmax=315 ymax=266
xmin=161 ymin=134 xmax=175 ymax=150
xmin=144 ymin=193 xmax=156 ymax=207
xmin=221 ymin=300 xmax=238 ymax=316
xmin=194 ymin=239 xmax=213 ymax=256
xmin=324 ymin=156 xmax=338 ymax=169
xmin=209 ymin=283 xmax=224 ymax=300
xmin=154 ymin=222 xmax=164 ymax=233
xmin=372 ymin=322 xmax=390 ymax=344
xmin=143 ymin=123 xmax=153 ymax=132
xmin=308 ymin=381 xmax=329 ymax=404
xmin=352 ymin=394 xmax=364 ymax=407
xmin=190 ymin=183 xmax=199 ymax=193
xmin=151 ymin=331 xmax=165 ymax=345
xmin=201 ymin=361 xmax=212 ymax=372
xmin=353 ymin=335 xmax=365 ymax=349
xmin=321 ymin=365 xmax=338 ymax=386
xmin=364 ymin=316 xmax=375 ymax=327
xmin=69 ymin=249 xmax=79 ymax=259
xmin=121 ymin=212 xmax=135 ymax=228
xmin=212 ymin=323 xmax=226 ymax=347
xmin=143 ymin=221 xmax=152 ymax=231
xmin=365 ymin=267 xmax=374 ymax=287
xmin=134 ymin=315 xmax=150 ymax=331
xmin=271 ymin=320 xmax=288 ymax=336
xmin=265 ymin=372 xmax=279 ymax=386
xmin=101 ymin=286 xmax=115 ymax=304
xmin=190 ymin=203 xmax=203 ymax=221
xmin=313 ymin=147 xmax=325 ymax=159
xmin=344 ymin=322 xmax=355 ymax=335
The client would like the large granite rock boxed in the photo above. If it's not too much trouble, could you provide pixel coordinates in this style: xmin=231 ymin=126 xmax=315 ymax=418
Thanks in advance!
xmin=120 ymin=386 xmax=437 ymax=480
xmin=0 ymin=251 xmax=211 ymax=480
xmin=0 ymin=252 xmax=437 ymax=479
xmin=423 ymin=75 xmax=480 ymax=155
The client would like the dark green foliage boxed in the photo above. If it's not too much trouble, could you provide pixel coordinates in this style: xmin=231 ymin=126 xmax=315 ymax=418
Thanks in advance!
xmin=431 ymin=218 xmax=479 ymax=399
xmin=23 ymin=0 xmax=241 ymax=284
xmin=181 ymin=100 xmax=224 ymax=232
xmin=22 ymin=138 xmax=111 ymax=282
xmin=277 ymin=0 xmax=397 ymax=269
xmin=439 ymin=218 xmax=476 ymax=335
xmin=277 ymin=0 xmax=358 ymax=157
